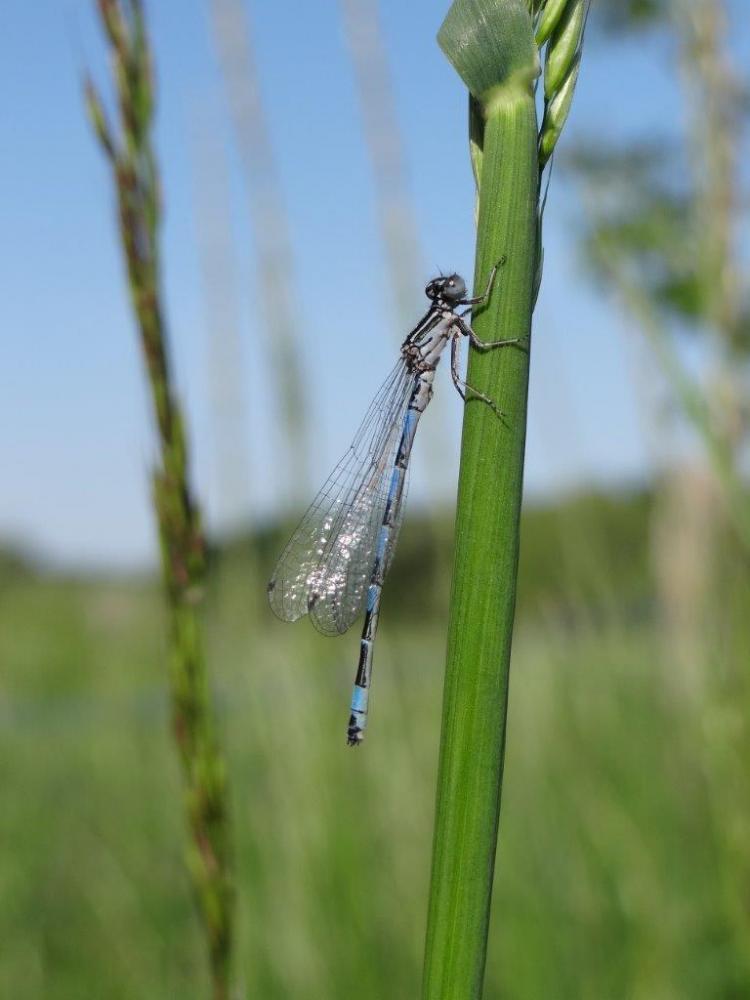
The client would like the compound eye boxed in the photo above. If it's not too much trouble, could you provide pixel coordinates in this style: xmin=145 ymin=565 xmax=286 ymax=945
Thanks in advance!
xmin=444 ymin=275 xmax=465 ymax=301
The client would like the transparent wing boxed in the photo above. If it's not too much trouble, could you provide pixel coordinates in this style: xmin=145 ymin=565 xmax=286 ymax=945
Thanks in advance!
xmin=309 ymin=452 xmax=410 ymax=636
xmin=268 ymin=359 xmax=415 ymax=635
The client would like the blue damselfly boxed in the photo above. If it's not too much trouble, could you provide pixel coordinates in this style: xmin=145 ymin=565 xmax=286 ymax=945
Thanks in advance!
xmin=268 ymin=260 xmax=523 ymax=745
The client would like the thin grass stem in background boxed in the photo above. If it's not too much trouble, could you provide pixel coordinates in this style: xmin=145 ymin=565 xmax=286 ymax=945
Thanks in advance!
xmin=422 ymin=3 xmax=589 ymax=996
xmin=339 ymin=0 xmax=425 ymax=326
xmin=191 ymin=110 xmax=253 ymax=538
xmin=85 ymin=3 xmax=234 ymax=997
xmin=209 ymin=0 xmax=311 ymax=506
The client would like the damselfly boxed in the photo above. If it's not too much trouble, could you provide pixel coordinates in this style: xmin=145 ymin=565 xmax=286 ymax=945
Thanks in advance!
xmin=268 ymin=259 xmax=524 ymax=745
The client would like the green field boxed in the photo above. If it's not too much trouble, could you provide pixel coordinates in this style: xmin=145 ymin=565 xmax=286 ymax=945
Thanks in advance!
xmin=2 ymin=492 xmax=749 ymax=998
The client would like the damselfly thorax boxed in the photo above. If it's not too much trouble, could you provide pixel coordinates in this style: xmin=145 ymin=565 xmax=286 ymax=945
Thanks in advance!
xmin=402 ymin=309 xmax=455 ymax=376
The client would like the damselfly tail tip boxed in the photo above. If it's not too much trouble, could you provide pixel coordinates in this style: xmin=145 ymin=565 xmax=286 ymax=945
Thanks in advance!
xmin=346 ymin=728 xmax=363 ymax=748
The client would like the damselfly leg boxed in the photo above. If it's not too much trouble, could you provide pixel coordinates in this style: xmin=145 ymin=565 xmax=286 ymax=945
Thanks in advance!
xmin=457 ymin=255 xmax=507 ymax=308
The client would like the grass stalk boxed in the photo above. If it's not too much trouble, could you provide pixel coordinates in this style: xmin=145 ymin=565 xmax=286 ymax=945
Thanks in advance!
xmin=603 ymin=257 xmax=750 ymax=551
xmin=209 ymin=0 xmax=311 ymax=505
xmin=85 ymin=3 xmax=234 ymax=996
xmin=422 ymin=2 xmax=588 ymax=996
xmin=422 ymin=13 xmax=538 ymax=1000
xmin=422 ymin=87 xmax=538 ymax=1000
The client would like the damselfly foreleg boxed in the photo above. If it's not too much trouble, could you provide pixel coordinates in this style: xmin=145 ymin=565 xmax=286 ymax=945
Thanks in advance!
xmin=457 ymin=255 xmax=507 ymax=308
xmin=456 ymin=258 xmax=530 ymax=349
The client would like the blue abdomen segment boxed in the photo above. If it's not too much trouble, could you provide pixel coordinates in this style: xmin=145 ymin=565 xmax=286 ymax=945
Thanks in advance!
xmin=375 ymin=526 xmax=391 ymax=566
xmin=351 ymin=683 xmax=369 ymax=714
xmin=346 ymin=387 xmax=427 ymax=746
xmin=347 ymin=681 xmax=370 ymax=746
xmin=402 ymin=408 xmax=418 ymax=441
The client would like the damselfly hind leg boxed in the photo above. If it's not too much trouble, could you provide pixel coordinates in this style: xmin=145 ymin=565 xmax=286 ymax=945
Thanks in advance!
xmin=450 ymin=334 xmax=506 ymax=418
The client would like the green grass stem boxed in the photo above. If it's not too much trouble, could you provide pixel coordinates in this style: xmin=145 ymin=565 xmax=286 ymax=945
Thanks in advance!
xmin=422 ymin=5 xmax=539 ymax=998
xmin=422 ymin=1 xmax=589 ymax=996
xmin=85 ymin=3 xmax=234 ymax=996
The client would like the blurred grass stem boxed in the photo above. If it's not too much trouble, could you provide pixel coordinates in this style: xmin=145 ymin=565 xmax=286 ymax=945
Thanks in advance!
xmin=209 ymin=0 xmax=310 ymax=505
xmin=85 ymin=3 xmax=234 ymax=997
xmin=604 ymin=256 xmax=750 ymax=552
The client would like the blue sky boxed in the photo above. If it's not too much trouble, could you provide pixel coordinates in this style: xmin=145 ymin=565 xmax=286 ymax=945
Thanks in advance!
xmin=0 ymin=1 xmax=722 ymax=568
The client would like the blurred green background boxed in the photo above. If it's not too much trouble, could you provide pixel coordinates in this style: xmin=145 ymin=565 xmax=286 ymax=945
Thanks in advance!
xmin=2 ymin=0 xmax=749 ymax=997
xmin=3 ymin=491 xmax=749 ymax=998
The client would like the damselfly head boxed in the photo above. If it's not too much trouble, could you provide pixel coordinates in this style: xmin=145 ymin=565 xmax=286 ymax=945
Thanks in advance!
xmin=425 ymin=273 xmax=466 ymax=304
